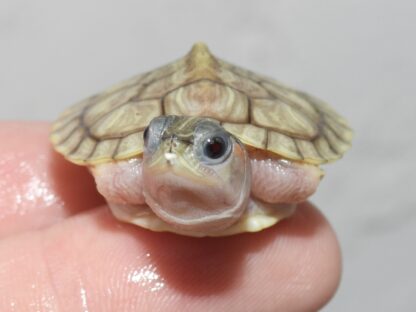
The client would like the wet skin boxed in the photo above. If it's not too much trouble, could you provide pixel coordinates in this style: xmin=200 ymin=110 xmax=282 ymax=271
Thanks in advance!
xmin=0 ymin=122 xmax=341 ymax=311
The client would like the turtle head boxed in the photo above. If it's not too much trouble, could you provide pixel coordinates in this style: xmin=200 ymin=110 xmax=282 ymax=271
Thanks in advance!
xmin=142 ymin=116 xmax=251 ymax=234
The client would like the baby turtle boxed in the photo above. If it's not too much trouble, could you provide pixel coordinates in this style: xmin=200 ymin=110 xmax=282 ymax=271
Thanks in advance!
xmin=51 ymin=43 xmax=352 ymax=237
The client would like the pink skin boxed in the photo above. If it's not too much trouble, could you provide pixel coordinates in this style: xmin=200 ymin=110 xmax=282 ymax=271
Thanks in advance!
xmin=0 ymin=122 xmax=341 ymax=311
xmin=93 ymin=158 xmax=145 ymax=206
xmin=92 ymin=152 xmax=322 ymax=232
xmin=141 ymin=138 xmax=252 ymax=233
xmin=250 ymin=152 xmax=323 ymax=203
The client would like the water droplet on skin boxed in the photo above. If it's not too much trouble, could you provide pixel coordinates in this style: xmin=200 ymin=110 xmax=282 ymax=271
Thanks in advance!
xmin=17 ymin=160 xmax=59 ymax=207
xmin=105 ymin=287 xmax=113 ymax=296
xmin=127 ymin=263 xmax=165 ymax=293
xmin=80 ymin=286 xmax=90 ymax=312
xmin=40 ymin=294 xmax=56 ymax=312
xmin=0 ymin=154 xmax=64 ymax=221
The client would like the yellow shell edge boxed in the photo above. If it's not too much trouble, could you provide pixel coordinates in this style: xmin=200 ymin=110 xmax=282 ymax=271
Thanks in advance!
xmin=108 ymin=200 xmax=296 ymax=237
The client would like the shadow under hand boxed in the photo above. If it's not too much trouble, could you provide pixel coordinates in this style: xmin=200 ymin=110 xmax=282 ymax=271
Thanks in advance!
xmin=48 ymin=148 xmax=105 ymax=214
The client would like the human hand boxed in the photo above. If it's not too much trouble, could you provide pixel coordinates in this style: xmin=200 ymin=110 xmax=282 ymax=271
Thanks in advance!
xmin=0 ymin=122 xmax=341 ymax=311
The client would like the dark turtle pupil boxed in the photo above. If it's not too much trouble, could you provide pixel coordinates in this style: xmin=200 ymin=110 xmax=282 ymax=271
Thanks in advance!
xmin=204 ymin=137 xmax=226 ymax=159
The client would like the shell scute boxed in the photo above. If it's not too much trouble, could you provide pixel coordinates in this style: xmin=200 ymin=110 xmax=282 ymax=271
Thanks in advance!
xmin=89 ymin=99 xmax=161 ymax=138
xmin=216 ymin=67 xmax=271 ymax=99
xmin=251 ymin=98 xmax=319 ymax=139
xmin=83 ymin=85 xmax=140 ymax=126
xmin=51 ymin=43 xmax=352 ymax=165
xmin=164 ymin=80 xmax=249 ymax=123
xmin=222 ymin=123 xmax=267 ymax=149
xmin=267 ymin=131 xmax=302 ymax=161
xmin=114 ymin=131 xmax=145 ymax=160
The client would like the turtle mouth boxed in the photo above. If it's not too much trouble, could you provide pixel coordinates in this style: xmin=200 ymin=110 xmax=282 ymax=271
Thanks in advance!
xmin=142 ymin=170 xmax=247 ymax=233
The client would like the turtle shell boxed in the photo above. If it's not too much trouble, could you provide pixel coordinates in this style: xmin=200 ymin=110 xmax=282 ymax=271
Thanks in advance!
xmin=51 ymin=43 xmax=352 ymax=165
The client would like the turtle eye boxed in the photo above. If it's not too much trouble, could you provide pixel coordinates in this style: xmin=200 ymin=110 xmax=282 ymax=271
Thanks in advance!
xmin=203 ymin=136 xmax=227 ymax=159
xmin=199 ymin=133 xmax=232 ymax=165
xmin=144 ymin=116 xmax=178 ymax=155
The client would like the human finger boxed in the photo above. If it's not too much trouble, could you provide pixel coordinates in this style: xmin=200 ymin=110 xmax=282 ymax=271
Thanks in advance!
xmin=0 ymin=121 xmax=104 ymax=238
xmin=0 ymin=202 xmax=340 ymax=311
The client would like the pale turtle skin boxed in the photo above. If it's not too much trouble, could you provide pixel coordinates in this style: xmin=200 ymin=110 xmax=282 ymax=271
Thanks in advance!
xmin=51 ymin=43 xmax=352 ymax=237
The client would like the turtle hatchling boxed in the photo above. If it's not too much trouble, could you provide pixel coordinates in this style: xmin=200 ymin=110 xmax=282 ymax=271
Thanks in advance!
xmin=51 ymin=43 xmax=352 ymax=237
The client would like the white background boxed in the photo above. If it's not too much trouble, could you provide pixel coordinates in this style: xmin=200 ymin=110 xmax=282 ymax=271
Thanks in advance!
xmin=1 ymin=1 xmax=415 ymax=311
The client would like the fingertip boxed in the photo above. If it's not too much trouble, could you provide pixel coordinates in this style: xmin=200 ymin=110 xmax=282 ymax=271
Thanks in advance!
xmin=0 ymin=201 xmax=342 ymax=311
xmin=276 ymin=202 xmax=342 ymax=311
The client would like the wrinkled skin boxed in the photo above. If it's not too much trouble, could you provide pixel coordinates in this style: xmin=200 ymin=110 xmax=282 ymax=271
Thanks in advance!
xmin=0 ymin=122 xmax=341 ymax=311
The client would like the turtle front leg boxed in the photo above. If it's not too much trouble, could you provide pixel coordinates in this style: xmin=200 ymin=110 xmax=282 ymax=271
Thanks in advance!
xmin=90 ymin=158 xmax=146 ymax=206
xmin=90 ymin=158 xmax=155 ymax=226
xmin=250 ymin=152 xmax=323 ymax=204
